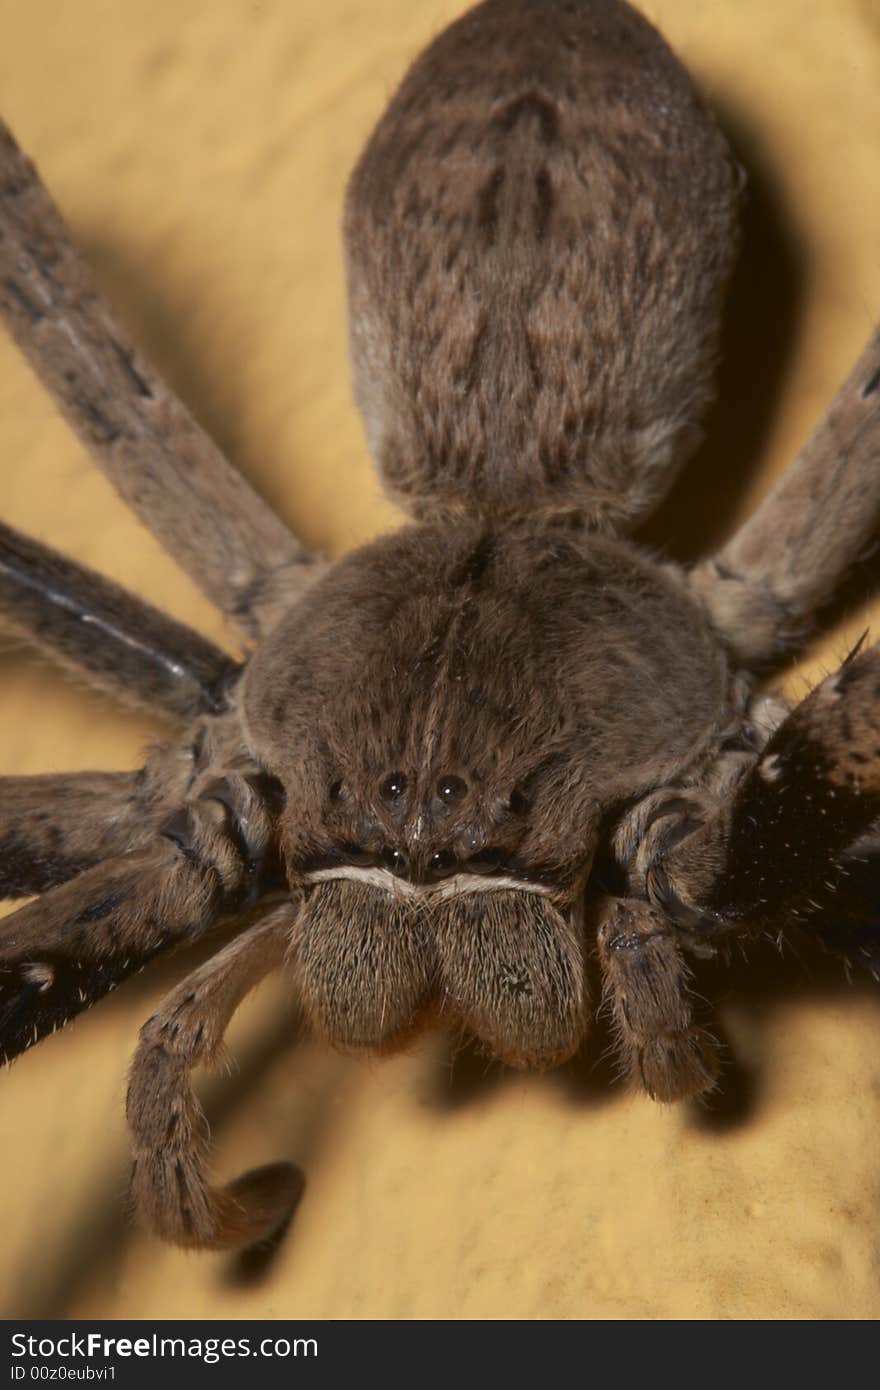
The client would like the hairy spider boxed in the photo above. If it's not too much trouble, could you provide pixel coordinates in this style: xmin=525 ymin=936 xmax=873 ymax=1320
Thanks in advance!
xmin=0 ymin=0 xmax=878 ymax=1252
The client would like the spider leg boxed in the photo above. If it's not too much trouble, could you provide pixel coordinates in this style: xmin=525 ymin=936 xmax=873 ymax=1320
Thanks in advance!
xmin=127 ymin=904 xmax=302 ymax=1249
xmin=0 ymin=520 xmax=240 ymax=720
xmin=0 ymin=771 xmax=281 ymax=1063
xmin=811 ymin=829 xmax=880 ymax=979
xmin=648 ymin=641 xmax=880 ymax=937
xmin=597 ymin=898 xmax=719 ymax=1101
xmin=0 ymin=769 xmax=152 ymax=898
xmin=690 ymin=326 xmax=880 ymax=665
xmin=0 ymin=121 xmax=322 ymax=641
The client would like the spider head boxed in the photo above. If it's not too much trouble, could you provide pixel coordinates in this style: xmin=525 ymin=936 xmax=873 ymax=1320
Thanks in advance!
xmin=241 ymin=518 xmax=727 ymax=1064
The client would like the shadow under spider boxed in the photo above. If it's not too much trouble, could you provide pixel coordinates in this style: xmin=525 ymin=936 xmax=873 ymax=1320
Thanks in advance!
xmin=425 ymin=928 xmax=880 ymax=1135
xmin=639 ymin=98 xmax=809 ymax=565
xmin=11 ymin=952 xmax=342 ymax=1317
xmin=686 ymin=934 xmax=877 ymax=1134
xmin=11 ymin=913 xmax=879 ymax=1317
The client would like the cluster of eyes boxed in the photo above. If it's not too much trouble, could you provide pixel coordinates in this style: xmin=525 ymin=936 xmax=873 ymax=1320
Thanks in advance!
xmin=336 ymin=841 xmax=506 ymax=881
xmin=323 ymin=769 xmax=523 ymax=881
xmin=378 ymin=770 xmax=468 ymax=806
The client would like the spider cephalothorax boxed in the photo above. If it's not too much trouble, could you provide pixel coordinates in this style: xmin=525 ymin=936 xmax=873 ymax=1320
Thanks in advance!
xmin=243 ymin=520 xmax=730 ymax=892
xmin=0 ymin=0 xmax=878 ymax=1251
xmin=243 ymin=516 xmax=731 ymax=1067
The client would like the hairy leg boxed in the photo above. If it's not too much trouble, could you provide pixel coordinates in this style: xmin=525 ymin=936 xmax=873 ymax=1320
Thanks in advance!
xmin=0 ymin=121 xmax=321 ymax=641
xmin=690 ymin=327 xmax=880 ymax=664
xmin=811 ymin=829 xmax=880 ymax=979
xmin=0 ymin=520 xmax=239 ymax=720
xmin=127 ymin=905 xmax=301 ymax=1249
xmin=648 ymin=640 xmax=880 ymax=935
xmin=0 ymin=769 xmax=153 ymax=898
xmin=597 ymin=898 xmax=718 ymax=1101
xmin=0 ymin=771 xmax=280 ymax=1062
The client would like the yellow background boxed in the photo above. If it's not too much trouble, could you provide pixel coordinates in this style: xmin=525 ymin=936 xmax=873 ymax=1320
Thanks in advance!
xmin=0 ymin=0 xmax=879 ymax=1319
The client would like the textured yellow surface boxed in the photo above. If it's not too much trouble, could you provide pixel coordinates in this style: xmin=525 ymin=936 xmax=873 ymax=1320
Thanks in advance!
xmin=0 ymin=0 xmax=879 ymax=1320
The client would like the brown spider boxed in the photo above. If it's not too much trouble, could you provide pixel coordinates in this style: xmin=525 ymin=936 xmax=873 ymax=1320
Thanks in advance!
xmin=0 ymin=0 xmax=878 ymax=1252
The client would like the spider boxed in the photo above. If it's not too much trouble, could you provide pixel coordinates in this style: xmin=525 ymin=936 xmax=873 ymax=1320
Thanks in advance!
xmin=0 ymin=0 xmax=878 ymax=1252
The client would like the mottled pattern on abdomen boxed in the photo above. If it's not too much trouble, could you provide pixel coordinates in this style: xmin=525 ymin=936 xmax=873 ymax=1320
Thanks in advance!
xmin=345 ymin=0 xmax=740 ymax=530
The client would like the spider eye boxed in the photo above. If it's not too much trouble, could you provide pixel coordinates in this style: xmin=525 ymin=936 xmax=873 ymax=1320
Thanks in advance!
xmin=380 ymin=771 xmax=407 ymax=801
xmin=381 ymin=846 xmax=408 ymax=876
xmin=437 ymin=774 xmax=467 ymax=804
xmin=428 ymin=849 xmax=457 ymax=880
xmin=466 ymin=846 xmax=504 ymax=874
xmin=339 ymin=842 xmax=375 ymax=867
xmin=328 ymin=780 xmax=344 ymax=802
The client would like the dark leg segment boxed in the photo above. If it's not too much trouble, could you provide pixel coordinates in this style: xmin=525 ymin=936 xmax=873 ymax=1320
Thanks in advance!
xmin=0 ymin=844 xmax=191 ymax=1063
xmin=650 ymin=642 xmax=880 ymax=931
xmin=127 ymin=906 xmax=302 ymax=1249
xmin=597 ymin=899 xmax=718 ymax=1101
xmin=0 ymin=520 xmax=240 ymax=720
xmin=691 ymin=327 xmax=880 ymax=665
xmin=811 ymin=829 xmax=880 ymax=978
xmin=0 ymin=775 xmax=279 ymax=1063
xmin=0 ymin=769 xmax=151 ymax=898
xmin=0 ymin=121 xmax=320 ymax=640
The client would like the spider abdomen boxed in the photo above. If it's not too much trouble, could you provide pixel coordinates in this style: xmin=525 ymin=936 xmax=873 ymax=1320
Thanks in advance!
xmin=345 ymin=0 xmax=740 ymax=531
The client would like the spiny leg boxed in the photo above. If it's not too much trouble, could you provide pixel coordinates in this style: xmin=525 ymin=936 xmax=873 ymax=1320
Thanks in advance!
xmin=0 ymin=769 xmax=153 ymax=898
xmin=0 ymin=844 xmax=191 ymax=1061
xmin=0 ymin=711 xmax=263 ymax=899
xmin=810 ymin=829 xmax=880 ymax=979
xmin=0 ymin=520 xmax=239 ymax=720
xmin=0 ymin=120 xmax=322 ymax=641
xmin=690 ymin=326 xmax=880 ymax=665
xmin=127 ymin=905 xmax=301 ymax=1249
xmin=649 ymin=640 xmax=880 ymax=935
xmin=0 ymin=771 xmax=280 ymax=1062
xmin=597 ymin=899 xmax=718 ymax=1101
